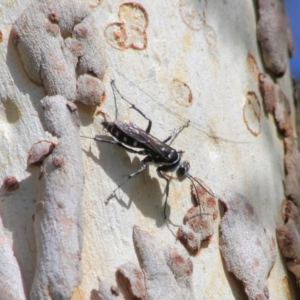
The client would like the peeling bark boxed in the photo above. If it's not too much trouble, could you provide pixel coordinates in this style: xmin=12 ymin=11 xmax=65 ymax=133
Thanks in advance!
xmin=12 ymin=0 xmax=106 ymax=104
xmin=30 ymin=96 xmax=84 ymax=300
xmin=256 ymin=0 xmax=292 ymax=77
xmin=96 ymin=226 xmax=195 ymax=300
xmin=277 ymin=201 xmax=300 ymax=284
xmin=177 ymin=184 xmax=218 ymax=255
xmin=220 ymin=193 xmax=276 ymax=300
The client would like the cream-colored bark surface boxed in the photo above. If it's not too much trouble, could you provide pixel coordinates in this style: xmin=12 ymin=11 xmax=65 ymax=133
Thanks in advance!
xmin=0 ymin=0 xmax=297 ymax=299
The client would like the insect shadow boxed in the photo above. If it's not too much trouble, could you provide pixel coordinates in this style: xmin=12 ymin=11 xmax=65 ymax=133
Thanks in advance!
xmin=82 ymin=135 xmax=170 ymax=221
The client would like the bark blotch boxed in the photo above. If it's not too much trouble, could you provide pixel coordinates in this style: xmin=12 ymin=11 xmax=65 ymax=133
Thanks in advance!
xmin=105 ymin=3 xmax=148 ymax=50
xmin=243 ymin=91 xmax=261 ymax=136
xmin=179 ymin=0 xmax=206 ymax=31
xmin=220 ymin=193 xmax=276 ymax=300
xmin=247 ymin=53 xmax=260 ymax=81
xmin=27 ymin=140 xmax=56 ymax=167
xmin=177 ymin=184 xmax=218 ymax=255
xmin=170 ymin=79 xmax=193 ymax=107
xmin=3 ymin=176 xmax=19 ymax=192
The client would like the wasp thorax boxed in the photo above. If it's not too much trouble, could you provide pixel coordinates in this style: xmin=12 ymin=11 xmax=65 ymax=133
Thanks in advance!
xmin=177 ymin=161 xmax=190 ymax=180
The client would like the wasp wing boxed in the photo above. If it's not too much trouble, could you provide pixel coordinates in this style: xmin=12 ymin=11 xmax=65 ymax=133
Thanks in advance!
xmin=140 ymin=132 xmax=176 ymax=162
xmin=115 ymin=122 xmax=150 ymax=144
xmin=116 ymin=121 xmax=175 ymax=161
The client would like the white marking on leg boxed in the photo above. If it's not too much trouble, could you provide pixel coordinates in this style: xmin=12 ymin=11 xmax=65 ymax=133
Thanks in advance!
xmin=115 ymin=131 xmax=119 ymax=137
xmin=123 ymin=137 xmax=127 ymax=142
xmin=133 ymin=141 xmax=138 ymax=147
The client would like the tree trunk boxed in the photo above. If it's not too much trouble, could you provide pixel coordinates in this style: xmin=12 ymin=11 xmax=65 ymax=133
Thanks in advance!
xmin=0 ymin=0 xmax=298 ymax=299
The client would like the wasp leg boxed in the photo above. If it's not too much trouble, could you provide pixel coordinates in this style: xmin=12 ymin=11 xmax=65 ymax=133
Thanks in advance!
xmin=111 ymin=80 xmax=152 ymax=133
xmin=156 ymin=167 xmax=172 ymax=219
xmin=93 ymin=108 xmax=111 ymax=121
xmin=106 ymin=156 xmax=151 ymax=204
xmin=162 ymin=120 xmax=190 ymax=144
xmin=128 ymin=104 xmax=152 ymax=133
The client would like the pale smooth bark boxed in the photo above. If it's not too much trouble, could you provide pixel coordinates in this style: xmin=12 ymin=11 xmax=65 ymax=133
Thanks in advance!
xmin=0 ymin=0 xmax=298 ymax=299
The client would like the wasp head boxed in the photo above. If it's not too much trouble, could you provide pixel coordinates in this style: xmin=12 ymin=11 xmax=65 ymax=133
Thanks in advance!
xmin=176 ymin=161 xmax=190 ymax=181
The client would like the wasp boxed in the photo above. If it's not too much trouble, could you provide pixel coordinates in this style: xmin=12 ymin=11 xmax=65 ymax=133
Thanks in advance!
xmin=82 ymin=80 xmax=213 ymax=218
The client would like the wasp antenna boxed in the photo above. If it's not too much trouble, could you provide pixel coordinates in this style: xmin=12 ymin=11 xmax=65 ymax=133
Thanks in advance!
xmin=111 ymin=79 xmax=118 ymax=90
xmin=187 ymin=174 xmax=200 ymax=206
xmin=111 ymin=80 xmax=128 ymax=102
xmin=187 ymin=174 xmax=215 ymax=218
xmin=105 ymin=193 xmax=114 ymax=205
xmin=189 ymin=175 xmax=216 ymax=198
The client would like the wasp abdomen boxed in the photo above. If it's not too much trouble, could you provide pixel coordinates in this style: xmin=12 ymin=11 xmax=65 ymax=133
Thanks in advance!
xmin=102 ymin=121 xmax=144 ymax=148
xmin=102 ymin=121 xmax=114 ymax=133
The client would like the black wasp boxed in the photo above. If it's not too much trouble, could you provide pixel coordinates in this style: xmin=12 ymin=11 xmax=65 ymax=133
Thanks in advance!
xmin=82 ymin=80 xmax=211 ymax=218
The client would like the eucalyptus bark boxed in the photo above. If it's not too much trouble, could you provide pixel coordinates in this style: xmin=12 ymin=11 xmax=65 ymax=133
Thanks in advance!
xmin=0 ymin=0 xmax=298 ymax=299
